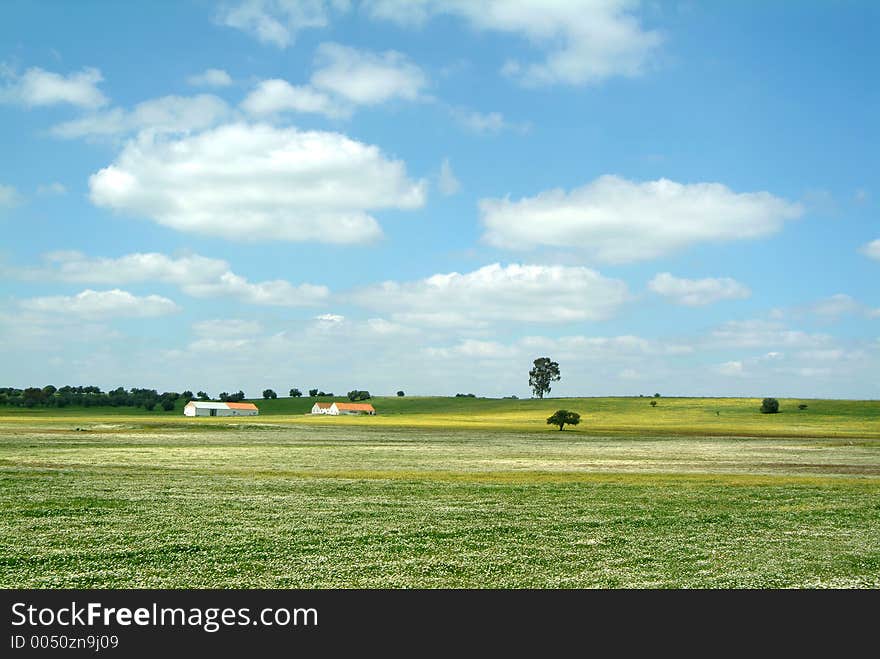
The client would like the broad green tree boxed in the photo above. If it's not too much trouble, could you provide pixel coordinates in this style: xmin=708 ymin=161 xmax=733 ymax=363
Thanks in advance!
xmin=546 ymin=409 xmax=580 ymax=431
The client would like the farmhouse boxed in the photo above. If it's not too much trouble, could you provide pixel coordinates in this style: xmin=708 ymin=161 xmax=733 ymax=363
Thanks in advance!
xmin=329 ymin=402 xmax=376 ymax=416
xmin=311 ymin=402 xmax=333 ymax=415
xmin=183 ymin=401 xmax=259 ymax=417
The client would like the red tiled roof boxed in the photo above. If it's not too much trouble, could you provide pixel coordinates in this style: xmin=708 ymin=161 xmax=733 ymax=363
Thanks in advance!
xmin=226 ymin=402 xmax=258 ymax=410
xmin=333 ymin=402 xmax=375 ymax=411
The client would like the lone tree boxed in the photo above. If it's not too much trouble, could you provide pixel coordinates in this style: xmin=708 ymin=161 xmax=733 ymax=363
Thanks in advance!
xmin=262 ymin=389 xmax=277 ymax=399
xmin=397 ymin=390 xmax=405 ymax=397
xmin=309 ymin=388 xmax=319 ymax=397
xmin=289 ymin=388 xmax=302 ymax=398
xmin=547 ymin=409 xmax=580 ymax=431
xmin=760 ymin=398 xmax=780 ymax=414
xmin=529 ymin=357 xmax=561 ymax=399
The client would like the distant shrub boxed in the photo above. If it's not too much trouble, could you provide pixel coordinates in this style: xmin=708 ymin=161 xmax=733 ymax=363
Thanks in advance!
xmin=347 ymin=390 xmax=371 ymax=401
xmin=262 ymin=389 xmax=277 ymax=399
xmin=397 ymin=390 xmax=405 ymax=397
xmin=798 ymin=404 xmax=808 ymax=410
xmin=309 ymin=389 xmax=319 ymax=397
xmin=289 ymin=388 xmax=302 ymax=398
xmin=760 ymin=398 xmax=780 ymax=414
xmin=650 ymin=400 xmax=657 ymax=407
xmin=161 ymin=399 xmax=175 ymax=411
xmin=654 ymin=393 xmax=661 ymax=398
xmin=455 ymin=393 xmax=476 ymax=398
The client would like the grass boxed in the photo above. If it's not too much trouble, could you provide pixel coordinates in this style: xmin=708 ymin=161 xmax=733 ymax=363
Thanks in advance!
xmin=2 ymin=410 xmax=879 ymax=588
xmin=3 ymin=395 xmax=879 ymax=438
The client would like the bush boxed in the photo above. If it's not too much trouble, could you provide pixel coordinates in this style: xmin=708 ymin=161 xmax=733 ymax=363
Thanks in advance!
xmin=798 ymin=404 xmax=808 ymax=410
xmin=650 ymin=400 xmax=657 ymax=407
xmin=397 ymin=390 xmax=405 ymax=397
xmin=760 ymin=398 xmax=780 ymax=414
xmin=654 ymin=393 xmax=661 ymax=398
xmin=161 ymin=399 xmax=175 ymax=411
xmin=455 ymin=393 xmax=476 ymax=398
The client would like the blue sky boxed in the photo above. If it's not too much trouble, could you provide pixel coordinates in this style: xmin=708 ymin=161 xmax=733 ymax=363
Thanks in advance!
xmin=1 ymin=1 xmax=877 ymax=399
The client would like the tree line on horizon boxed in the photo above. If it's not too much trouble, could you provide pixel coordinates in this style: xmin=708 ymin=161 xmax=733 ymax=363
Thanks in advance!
xmin=0 ymin=386 xmax=251 ymax=410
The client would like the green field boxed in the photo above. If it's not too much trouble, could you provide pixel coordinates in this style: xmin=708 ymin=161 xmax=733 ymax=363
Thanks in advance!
xmin=2 ymin=397 xmax=879 ymax=588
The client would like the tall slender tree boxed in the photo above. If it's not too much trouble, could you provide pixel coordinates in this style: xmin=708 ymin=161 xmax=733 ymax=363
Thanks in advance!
xmin=529 ymin=357 xmax=561 ymax=399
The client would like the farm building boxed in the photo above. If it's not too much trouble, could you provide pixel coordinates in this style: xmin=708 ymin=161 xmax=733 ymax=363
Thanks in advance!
xmin=183 ymin=401 xmax=259 ymax=417
xmin=329 ymin=402 xmax=376 ymax=416
xmin=310 ymin=402 xmax=333 ymax=415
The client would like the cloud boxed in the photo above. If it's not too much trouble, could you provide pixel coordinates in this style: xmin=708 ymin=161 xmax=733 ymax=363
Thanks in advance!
xmin=36 ymin=182 xmax=67 ymax=196
xmin=187 ymin=68 xmax=233 ymax=87
xmin=717 ymin=360 xmax=744 ymax=376
xmin=88 ymin=123 xmax=426 ymax=243
xmin=315 ymin=313 xmax=344 ymax=323
xmin=364 ymin=0 xmax=662 ymax=87
xmin=193 ymin=319 xmax=263 ymax=337
xmin=449 ymin=107 xmax=527 ymax=135
xmin=181 ymin=272 xmax=330 ymax=306
xmin=860 ymin=239 xmax=880 ymax=261
xmin=51 ymin=94 xmax=230 ymax=139
xmin=0 ymin=183 xmax=21 ymax=208
xmin=438 ymin=158 xmax=460 ymax=196
xmin=19 ymin=289 xmax=179 ymax=318
xmin=241 ymin=43 xmax=428 ymax=119
xmin=310 ymin=42 xmax=428 ymax=106
xmin=425 ymin=339 xmax=517 ymax=360
xmin=710 ymin=319 xmax=832 ymax=349
xmin=217 ymin=0 xmax=348 ymax=48
xmin=240 ymin=79 xmax=344 ymax=117
xmin=480 ymin=175 xmax=803 ymax=263
xmin=810 ymin=294 xmax=880 ymax=320
xmin=648 ymin=273 xmax=751 ymax=306
xmin=359 ymin=263 xmax=630 ymax=326
xmin=0 ymin=66 xmax=108 ymax=108
xmin=26 ymin=250 xmax=329 ymax=307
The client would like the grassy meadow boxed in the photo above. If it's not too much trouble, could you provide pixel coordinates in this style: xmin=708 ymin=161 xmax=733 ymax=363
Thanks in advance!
xmin=1 ymin=396 xmax=879 ymax=588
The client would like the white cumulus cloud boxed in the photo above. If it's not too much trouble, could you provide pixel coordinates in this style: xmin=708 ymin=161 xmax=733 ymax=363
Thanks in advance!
xmin=52 ymin=94 xmax=230 ymax=139
xmin=364 ymin=0 xmax=662 ymax=87
xmin=193 ymin=319 xmax=263 ymax=338
xmin=0 ymin=66 xmax=108 ymax=108
xmin=241 ymin=78 xmax=343 ymax=117
xmin=217 ymin=0 xmax=348 ymax=48
xmin=187 ymin=68 xmax=233 ymax=87
xmin=25 ymin=251 xmax=329 ymax=307
xmin=717 ymin=361 xmax=744 ymax=376
xmin=480 ymin=175 xmax=803 ymax=263
xmin=310 ymin=42 xmax=428 ymax=105
xmin=241 ymin=43 xmax=428 ymax=118
xmin=648 ymin=273 xmax=751 ymax=306
xmin=710 ymin=319 xmax=832 ymax=349
xmin=20 ymin=289 xmax=179 ymax=318
xmin=438 ymin=158 xmax=460 ymax=196
xmin=860 ymin=239 xmax=880 ymax=261
xmin=0 ymin=184 xmax=21 ymax=208
xmin=88 ymin=123 xmax=426 ymax=243
xmin=359 ymin=263 xmax=629 ymax=326
xmin=449 ymin=107 xmax=527 ymax=135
